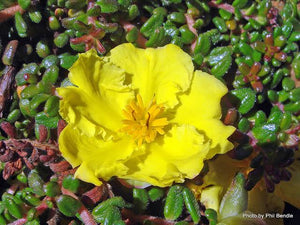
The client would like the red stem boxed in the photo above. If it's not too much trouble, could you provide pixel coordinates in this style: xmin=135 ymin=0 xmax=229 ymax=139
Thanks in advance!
xmin=61 ymin=187 xmax=97 ymax=225
xmin=0 ymin=5 xmax=24 ymax=23
xmin=79 ymin=206 xmax=97 ymax=225
xmin=8 ymin=218 xmax=27 ymax=225
xmin=121 ymin=209 xmax=188 ymax=225
xmin=185 ymin=14 xmax=198 ymax=52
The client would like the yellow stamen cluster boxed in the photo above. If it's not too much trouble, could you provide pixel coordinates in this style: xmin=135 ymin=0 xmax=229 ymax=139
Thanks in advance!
xmin=122 ymin=94 xmax=168 ymax=146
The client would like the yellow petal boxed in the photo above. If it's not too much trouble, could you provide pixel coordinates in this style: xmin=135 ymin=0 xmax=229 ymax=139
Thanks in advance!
xmin=108 ymin=43 xmax=194 ymax=108
xmin=175 ymin=70 xmax=228 ymax=120
xmin=69 ymin=49 xmax=131 ymax=94
xmin=75 ymin=162 xmax=102 ymax=186
xmin=122 ymin=125 xmax=210 ymax=187
xmin=58 ymin=50 xmax=134 ymax=139
xmin=59 ymin=125 xmax=135 ymax=185
xmin=194 ymin=119 xmax=235 ymax=159
xmin=202 ymin=155 xmax=245 ymax=190
xmin=274 ymin=151 xmax=300 ymax=208
xmin=200 ymin=186 xmax=224 ymax=212
xmin=172 ymin=71 xmax=235 ymax=157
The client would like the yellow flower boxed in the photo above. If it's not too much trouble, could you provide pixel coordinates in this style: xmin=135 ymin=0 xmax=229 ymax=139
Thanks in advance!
xmin=58 ymin=43 xmax=235 ymax=187
xmin=191 ymin=154 xmax=300 ymax=225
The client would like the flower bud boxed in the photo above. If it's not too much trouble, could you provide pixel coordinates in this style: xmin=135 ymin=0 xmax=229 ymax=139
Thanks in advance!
xmin=219 ymin=173 xmax=248 ymax=220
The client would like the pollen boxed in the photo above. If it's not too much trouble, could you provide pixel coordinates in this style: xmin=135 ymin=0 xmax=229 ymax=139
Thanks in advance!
xmin=122 ymin=94 xmax=168 ymax=146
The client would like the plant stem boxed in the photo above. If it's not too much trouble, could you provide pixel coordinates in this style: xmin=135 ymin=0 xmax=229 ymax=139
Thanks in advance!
xmin=0 ymin=4 xmax=24 ymax=23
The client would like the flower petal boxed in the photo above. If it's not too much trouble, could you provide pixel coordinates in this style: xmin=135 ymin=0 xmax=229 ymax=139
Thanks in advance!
xmin=172 ymin=71 xmax=235 ymax=157
xmin=200 ymin=185 xmax=224 ymax=212
xmin=175 ymin=70 xmax=228 ymax=120
xmin=75 ymin=162 xmax=103 ymax=186
xmin=69 ymin=49 xmax=131 ymax=94
xmin=108 ymin=43 xmax=194 ymax=108
xmin=122 ymin=125 xmax=210 ymax=187
xmin=194 ymin=119 xmax=235 ymax=159
xmin=202 ymin=154 xmax=243 ymax=189
xmin=59 ymin=125 xmax=135 ymax=185
xmin=58 ymin=50 xmax=134 ymax=138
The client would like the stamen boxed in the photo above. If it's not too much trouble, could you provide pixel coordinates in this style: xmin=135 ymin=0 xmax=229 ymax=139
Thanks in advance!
xmin=122 ymin=94 xmax=168 ymax=146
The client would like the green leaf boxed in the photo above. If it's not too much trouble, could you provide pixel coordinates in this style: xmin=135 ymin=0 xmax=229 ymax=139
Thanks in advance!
xmin=15 ymin=12 xmax=28 ymax=38
xmin=96 ymin=0 xmax=119 ymax=13
xmin=35 ymin=112 xmax=59 ymax=128
xmin=148 ymin=187 xmax=164 ymax=202
xmin=28 ymin=170 xmax=45 ymax=196
xmin=219 ymin=173 xmax=248 ymax=220
xmin=146 ymin=27 xmax=168 ymax=47
xmin=3 ymin=197 xmax=22 ymax=219
xmin=207 ymin=47 xmax=232 ymax=65
xmin=211 ymin=56 xmax=232 ymax=77
xmin=207 ymin=46 xmax=232 ymax=77
xmin=59 ymin=53 xmax=78 ymax=69
xmin=133 ymin=188 xmax=149 ymax=213
xmin=252 ymin=123 xmax=279 ymax=144
xmin=57 ymin=195 xmax=81 ymax=217
xmin=140 ymin=14 xmax=164 ymax=38
xmin=182 ymin=187 xmax=201 ymax=223
xmin=62 ymin=175 xmax=80 ymax=193
xmin=164 ymin=185 xmax=184 ymax=220
xmin=194 ymin=34 xmax=211 ymax=56
xmin=93 ymin=206 xmax=121 ymax=224
xmin=15 ymin=63 xmax=39 ymax=86
xmin=93 ymin=197 xmax=126 ymax=217
xmin=268 ymin=108 xmax=283 ymax=126
xmin=231 ymin=88 xmax=256 ymax=114
xmin=232 ymin=0 xmax=248 ymax=9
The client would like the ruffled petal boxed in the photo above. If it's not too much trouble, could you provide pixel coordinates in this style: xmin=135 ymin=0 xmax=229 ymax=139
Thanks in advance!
xmin=175 ymin=71 xmax=228 ymax=120
xmin=108 ymin=43 xmax=194 ymax=108
xmin=194 ymin=119 xmax=235 ymax=159
xmin=202 ymin=155 xmax=243 ymax=189
xmin=122 ymin=125 xmax=210 ymax=187
xmin=59 ymin=125 xmax=135 ymax=185
xmin=69 ymin=49 xmax=131 ymax=94
xmin=172 ymin=71 xmax=235 ymax=157
xmin=58 ymin=50 xmax=134 ymax=139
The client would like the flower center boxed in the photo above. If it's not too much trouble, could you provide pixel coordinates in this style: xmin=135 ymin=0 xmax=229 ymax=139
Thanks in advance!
xmin=122 ymin=94 xmax=168 ymax=146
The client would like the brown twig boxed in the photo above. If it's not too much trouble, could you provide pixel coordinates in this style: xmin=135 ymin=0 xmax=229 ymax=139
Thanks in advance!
xmin=185 ymin=14 xmax=198 ymax=53
xmin=0 ymin=138 xmax=60 ymax=179
xmin=79 ymin=206 xmax=97 ymax=225
xmin=82 ymin=186 xmax=107 ymax=205
xmin=122 ymin=209 xmax=179 ymax=225
xmin=8 ymin=218 xmax=27 ymax=225
xmin=0 ymin=4 xmax=24 ymax=23
xmin=0 ymin=66 xmax=17 ymax=117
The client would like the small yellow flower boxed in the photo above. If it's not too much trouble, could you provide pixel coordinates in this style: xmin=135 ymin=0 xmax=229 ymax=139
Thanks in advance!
xmin=58 ymin=43 xmax=235 ymax=187
xmin=194 ymin=154 xmax=300 ymax=225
